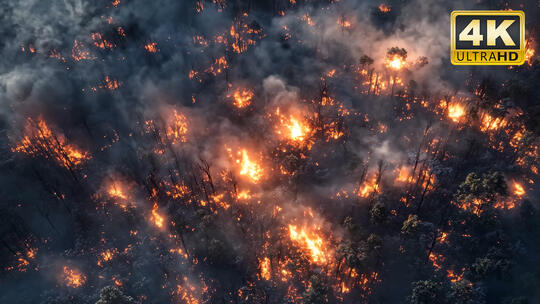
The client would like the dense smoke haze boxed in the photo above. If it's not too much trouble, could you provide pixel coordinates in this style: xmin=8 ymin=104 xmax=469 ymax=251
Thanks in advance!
xmin=1 ymin=0 xmax=539 ymax=303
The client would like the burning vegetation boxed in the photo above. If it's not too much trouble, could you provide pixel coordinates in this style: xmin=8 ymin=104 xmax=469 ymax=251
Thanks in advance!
xmin=2 ymin=0 xmax=540 ymax=304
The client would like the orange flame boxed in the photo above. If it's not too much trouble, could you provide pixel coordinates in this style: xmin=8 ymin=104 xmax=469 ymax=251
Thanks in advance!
xmin=378 ymin=4 xmax=391 ymax=13
xmin=150 ymin=203 xmax=165 ymax=228
xmin=63 ymin=266 xmax=86 ymax=288
xmin=231 ymin=89 xmax=254 ymax=108
xmin=358 ymin=176 xmax=379 ymax=197
xmin=448 ymin=103 xmax=465 ymax=123
xmin=288 ymin=224 xmax=327 ymax=264
xmin=144 ymin=42 xmax=159 ymax=53
xmin=237 ymin=149 xmax=263 ymax=183
xmin=166 ymin=110 xmax=189 ymax=143
xmin=512 ymin=182 xmax=525 ymax=197
xmin=385 ymin=55 xmax=405 ymax=70
xmin=259 ymin=257 xmax=271 ymax=280
xmin=12 ymin=117 xmax=90 ymax=169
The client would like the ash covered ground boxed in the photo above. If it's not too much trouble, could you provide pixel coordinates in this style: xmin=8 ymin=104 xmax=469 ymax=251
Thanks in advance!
xmin=1 ymin=0 xmax=540 ymax=303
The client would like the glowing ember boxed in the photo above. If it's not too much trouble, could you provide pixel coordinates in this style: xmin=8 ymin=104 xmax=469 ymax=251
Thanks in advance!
xmin=91 ymin=33 xmax=114 ymax=50
xmin=288 ymin=225 xmax=327 ymax=264
xmin=63 ymin=266 xmax=86 ymax=288
xmin=72 ymin=40 xmax=93 ymax=61
xmin=12 ymin=117 xmax=90 ymax=169
xmin=108 ymin=181 xmax=128 ymax=200
xmin=144 ymin=42 xmax=159 ymax=53
xmin=512 ymin=182 xmax=525 ymax=197
xmin=378 ymin=4 xmax=391 ymax=13
xmin=166 ymin=110 xmax=189 ymax=143
xmin=447 ymin=268 xmax=465 ymax=283
xmin=97 ymin=248 xmax=118 ymax=267
xmin=259 ymin=257 xmax=271 ymax=280
xmin=231 ymin=89 xmax=254 ymax=108
xmin=150 ymin=203 xmax=165 ymax=228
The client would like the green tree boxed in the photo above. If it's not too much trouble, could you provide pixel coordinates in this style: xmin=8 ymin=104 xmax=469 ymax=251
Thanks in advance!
xmin=95 ymin=286 xmax=134 ymax=304
xmin=447 ymin=280 xmax=485 ymax=304
xmin=303 ymin=274 xmax=330 ymax=304
xmin=408 ymin=280 xmax=445 ymax=304
xmin=401 ymin=214 xmax=421 ymax=235
xmin=370 ymin=201 xmax=388 ymax=224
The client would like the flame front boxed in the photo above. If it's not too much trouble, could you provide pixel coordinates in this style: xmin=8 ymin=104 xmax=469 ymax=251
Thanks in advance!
xmin=237 ymin=149 xmax=263 ymax=183
xmin=288 ymin=224 xmax=327 ymax=264
xmin=448 ymin=103 xmax=465 ymax=123
xmin=12 ymin=117 xmax=90 ymax=169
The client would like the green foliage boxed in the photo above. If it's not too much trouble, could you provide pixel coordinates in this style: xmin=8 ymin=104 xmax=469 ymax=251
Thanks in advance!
xmin=370 ymin=201 xmax=388 ymax=224
xmin=401 ymin=214 xmax=421 ymax=235
xmin=503 ymin=296 xmax=529 ymax=304
xmin=408 ymin=280 xmax=445 ymax=304
xmin=447 ymin=280 xmax=485 ymax=304
xmin=359 ymin=55 xmax=374 ymax=66
xmin=387 ymin=47 xmax=407 ymax=59
xmin=471 ymin=246 xmax=513 ymax=279
xmin=337 ymin=240 xmax=362 ymax=268
xmin=342 ymin=216 xmax=356 ymax=233
xmin=456 ymin=172 xmax=507 ymax=203
xmin=95 ymin=286 xmax=134 ymax=304
xmin=366 ymin=233 xmax=382 ymax=253
xmin=302 ymin=275 xmax=329 ymax=304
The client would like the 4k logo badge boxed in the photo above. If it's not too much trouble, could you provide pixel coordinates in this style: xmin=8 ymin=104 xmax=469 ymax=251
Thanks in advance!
xmin=451 ymin=10 xmax=525 ymax=65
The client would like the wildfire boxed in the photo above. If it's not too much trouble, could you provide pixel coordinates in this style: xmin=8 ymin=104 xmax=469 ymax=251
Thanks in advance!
xmin=447 ymin=268 xmax=465 ymax=283
xmin=378 ymin=3 xmax=391 ymax=13
xmin=480 ymin=114 xmax=505 ymax=132
xmin=144 ymin=42 xmax=159 ymax=53
xmin=237 ymin=149 xmax=264 ymax=183
xmin=174 ymin=277 xmax=209 ymax=304
xmin=525 ymin=38 xmax=535 ymax=65
xmin=91 ymin=33 xmax=114 ymax=50
xmin=512 ymin=181 xmax=525 ymax=197
xmin=107 ymin=181 xmax=129 ymax=200
xmin=395 ymin=166 xmax=412 ymax=183
xmin=288 ymin=225 xmax=327 ymax=264
xmin=385 ymin=55 xmax=405 ymax=70
xmin=150 ymin=203 xmax=165 ymax=228
xmin=259 ymin=257 xmax=271 ymax=280
xmin=12 ymin=117 xmax=90 ymax=169
xmin=284 ymin=116 xmax=311 ymax=142
xmin=63 ymin=266 xmax=86 ymax=288
xmin=231 ymin=89 xmax=254 ymax=108
xmin=429 ymin=252 xmax=444 ymax=271
xmin=72 ymin=40 xmax=93 ymax=61
xmin=166 ymin=110 xmax=189 ymax=143
xmin=236 ymin=190 xmax=252 ymax=200
xmin=458 ymin=198 xmax=484 ymax=216
xmin=358 ymin=176 xmax=380 ymax=197
xmin=275 ymin=109 xmax=313 ymax=145
xmin=448 ymin=103 xmax=465 ymax=123
xmin=97 ymin=248 xmax=118 ymax=267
